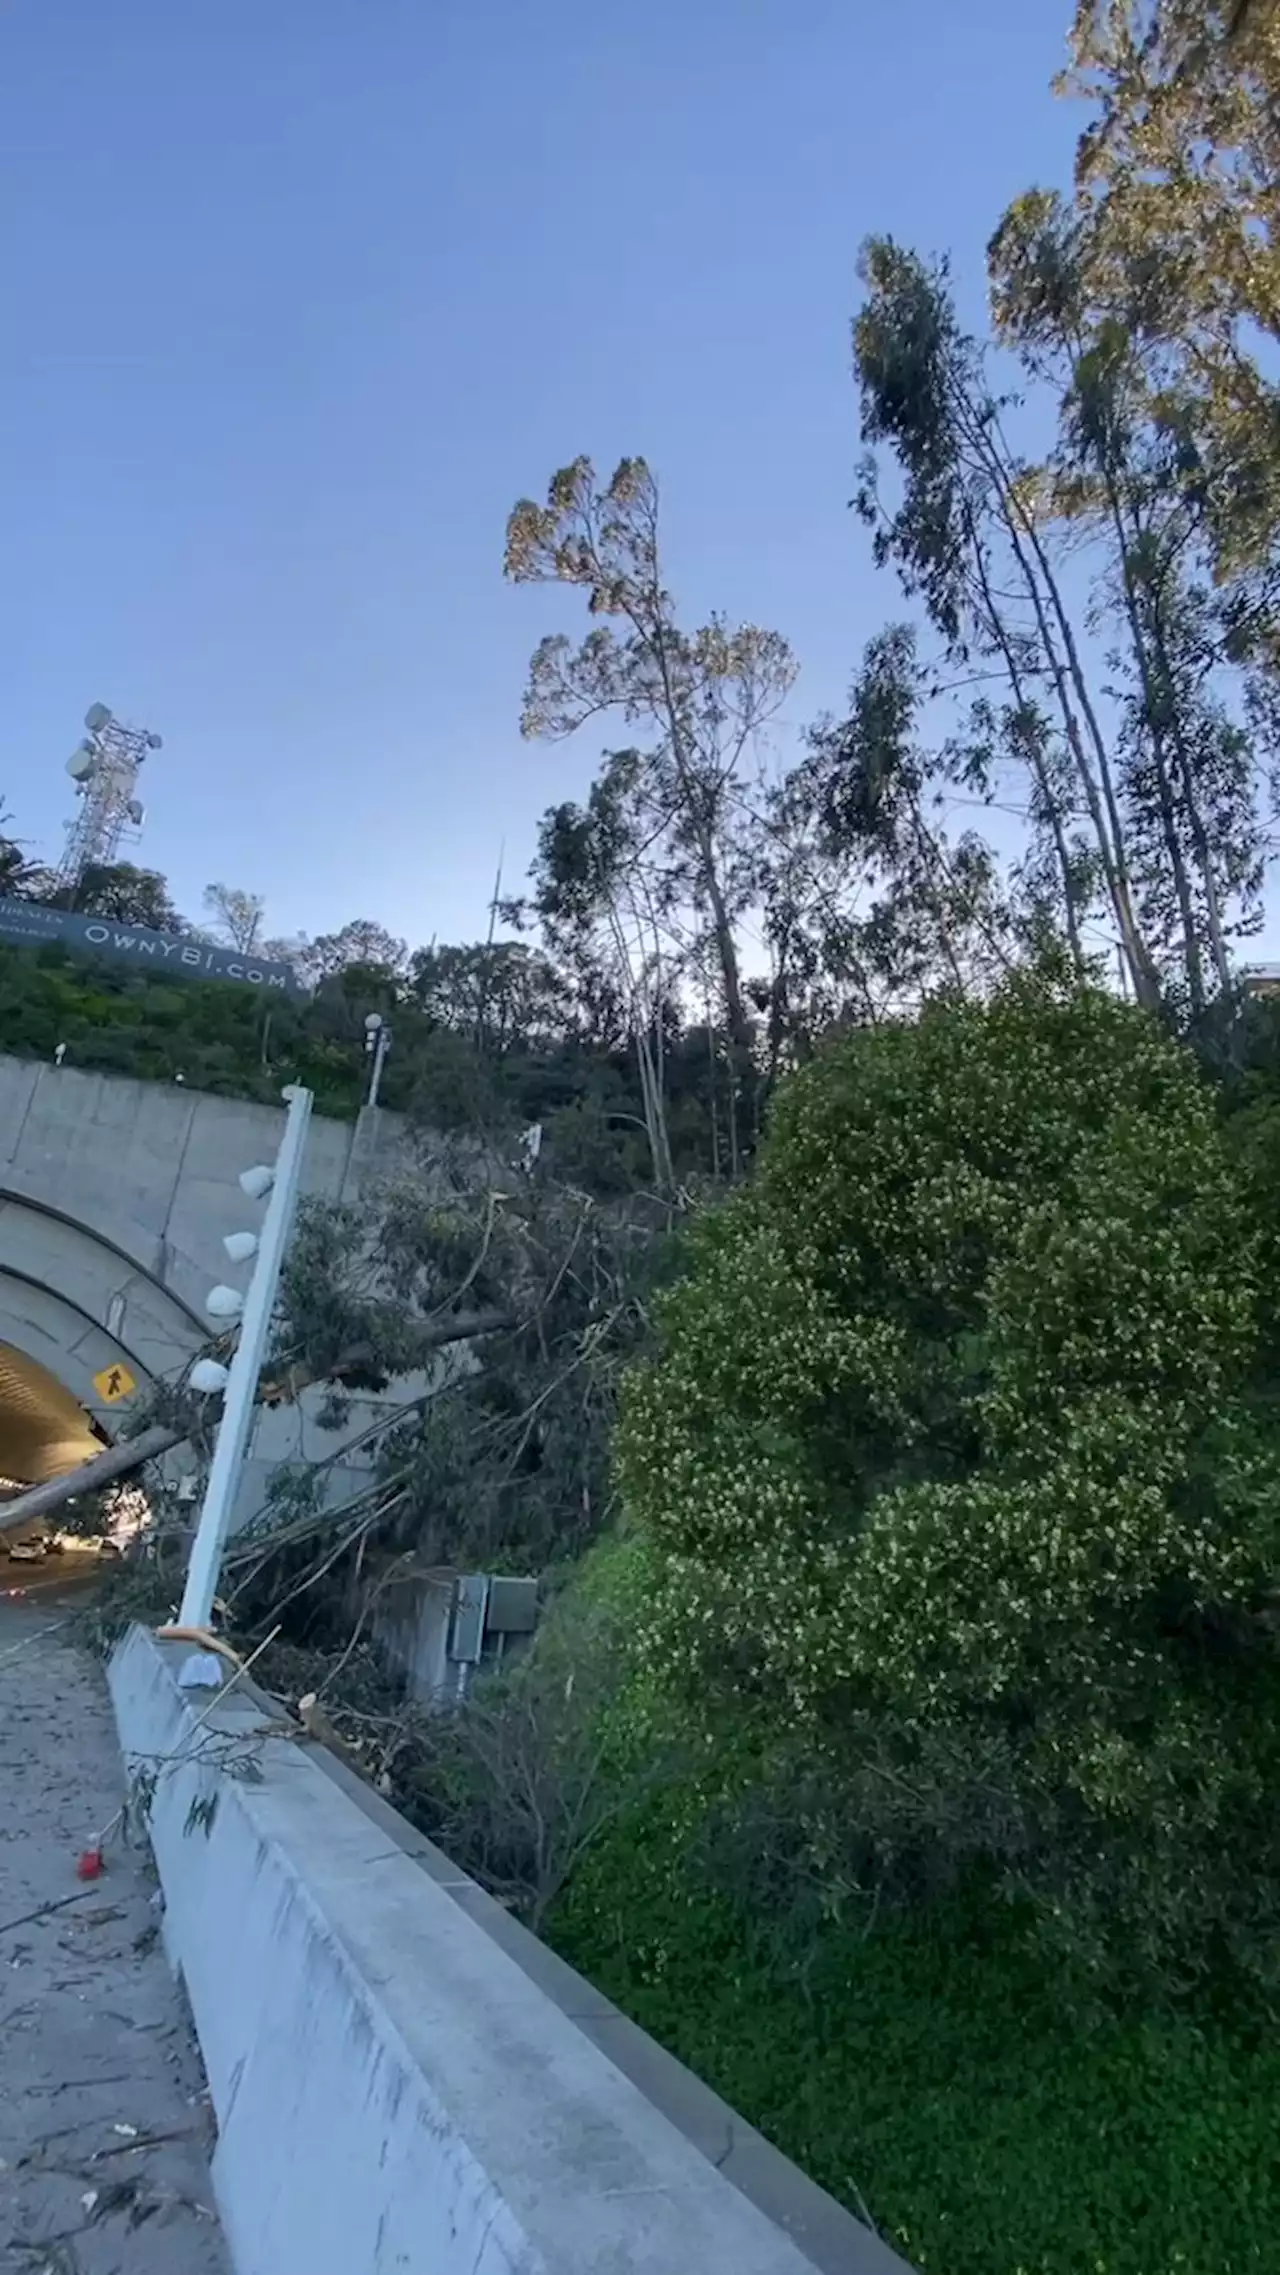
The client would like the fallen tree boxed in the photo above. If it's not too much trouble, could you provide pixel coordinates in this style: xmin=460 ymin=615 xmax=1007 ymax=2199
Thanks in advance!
xmin=0 ymin=1423 xmax=186 ymax=1537
xmin=0 ymin=1307 xmax=515 ymax=1543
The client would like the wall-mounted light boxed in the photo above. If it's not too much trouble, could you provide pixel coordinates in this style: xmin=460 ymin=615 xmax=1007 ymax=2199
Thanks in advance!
xmin=189 ymin=1358 xmax=231 ymax=1395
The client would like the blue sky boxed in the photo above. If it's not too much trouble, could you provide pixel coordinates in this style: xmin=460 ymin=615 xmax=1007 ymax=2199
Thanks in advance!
xmin=3 ymin=1 xmax=1082 ymax=950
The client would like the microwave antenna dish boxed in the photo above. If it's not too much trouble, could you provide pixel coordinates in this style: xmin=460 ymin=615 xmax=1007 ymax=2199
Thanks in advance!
xmin=53 ymin=704 xmax=164 ymax=892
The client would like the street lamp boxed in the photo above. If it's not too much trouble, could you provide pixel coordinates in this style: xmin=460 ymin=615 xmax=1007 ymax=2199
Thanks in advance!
xmin=178 ymin=1083 xmax=314 ymax=1629
xmin=364 ymin=1011 xmax=392 ymax=1109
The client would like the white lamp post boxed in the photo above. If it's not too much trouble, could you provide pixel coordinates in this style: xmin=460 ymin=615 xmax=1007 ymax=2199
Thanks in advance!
xmin=178 ymin=1083 xmax=314 ymax=1629
xmin=364 ymin=1011 xmax=392 ymax=1108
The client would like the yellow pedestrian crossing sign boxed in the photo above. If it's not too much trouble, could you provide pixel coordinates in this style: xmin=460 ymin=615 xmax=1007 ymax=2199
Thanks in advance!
xmin=93 ymin=1360 xmax=137 ymax=1404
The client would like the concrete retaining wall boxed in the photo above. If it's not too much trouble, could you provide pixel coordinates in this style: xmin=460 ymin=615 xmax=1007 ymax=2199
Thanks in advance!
xmin=109 ymin=1626 xmax=912 ymax=2275
xmin=0 ymin=1053 xmax=413 ymax=1523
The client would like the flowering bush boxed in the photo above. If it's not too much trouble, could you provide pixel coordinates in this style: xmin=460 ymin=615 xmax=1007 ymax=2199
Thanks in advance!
xmin=617 ymin=979 xmax=1280 ymax=1985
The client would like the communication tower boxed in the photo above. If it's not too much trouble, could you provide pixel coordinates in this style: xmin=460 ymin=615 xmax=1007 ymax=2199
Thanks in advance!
xmin=55 ymin=703 xmax=164 ymax=892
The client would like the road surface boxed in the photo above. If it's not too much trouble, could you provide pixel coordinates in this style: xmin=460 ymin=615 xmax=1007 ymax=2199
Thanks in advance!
xmin=0 ymin=1593 xmax=230 ymax=2274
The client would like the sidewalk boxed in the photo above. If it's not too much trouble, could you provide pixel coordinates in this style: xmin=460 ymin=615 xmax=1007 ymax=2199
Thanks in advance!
xmin=0 ymin=1593 xmax=230 ymax=2275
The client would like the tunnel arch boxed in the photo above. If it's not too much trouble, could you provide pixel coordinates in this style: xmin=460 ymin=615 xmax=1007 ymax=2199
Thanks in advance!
xmin=0 ymin=1190 xmax=208 ymax=1454
xmin=0 ymin=1339 xmax=106 ymax=1487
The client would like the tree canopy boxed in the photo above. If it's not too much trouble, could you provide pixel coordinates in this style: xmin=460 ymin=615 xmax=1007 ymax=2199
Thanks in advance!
xmin=618 ymin=979 xmax=1280 ymax=1990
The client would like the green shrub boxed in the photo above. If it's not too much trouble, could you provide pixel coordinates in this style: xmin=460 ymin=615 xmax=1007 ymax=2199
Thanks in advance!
xmin=616 ymin=980 xmax=1280 ymax=1990
xmin=551 ymin=1808 xmax=1280 ymax=2275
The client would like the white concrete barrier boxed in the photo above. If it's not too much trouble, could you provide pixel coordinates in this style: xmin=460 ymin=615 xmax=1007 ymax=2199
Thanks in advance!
xmin=109 ymin=1626 xmax=913 ymax=2275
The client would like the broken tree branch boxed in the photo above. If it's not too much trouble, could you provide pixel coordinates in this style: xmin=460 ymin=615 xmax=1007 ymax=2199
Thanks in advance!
xmin=0 ymin=1307 xmax=516 ymax=1541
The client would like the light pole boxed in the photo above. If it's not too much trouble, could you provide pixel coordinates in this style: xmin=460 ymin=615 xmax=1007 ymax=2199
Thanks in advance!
xmin=178 ymin=1083 xmax=314 ymax=1630
xmin=363 ymin=1011 xmax=392 ymax=1108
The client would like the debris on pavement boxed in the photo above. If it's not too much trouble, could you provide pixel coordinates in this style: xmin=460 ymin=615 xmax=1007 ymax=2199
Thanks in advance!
xmin=0 ymin=1595 xmax=229 ymax=2274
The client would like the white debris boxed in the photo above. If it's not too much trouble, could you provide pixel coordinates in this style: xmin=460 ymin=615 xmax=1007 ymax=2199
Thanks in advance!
xmin=176 ymin=1653 xmax=225 ymax=1690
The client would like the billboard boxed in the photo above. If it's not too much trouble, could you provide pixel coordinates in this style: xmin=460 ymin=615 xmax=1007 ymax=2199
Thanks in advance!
xmin=0 ymin=897 xmax=301 ymax=994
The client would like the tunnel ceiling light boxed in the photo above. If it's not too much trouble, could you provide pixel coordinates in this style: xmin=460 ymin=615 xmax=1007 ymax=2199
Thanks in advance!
xmin=222 ymin=1230 xmax=259 ymax=1264
xmin=238 ymin=1165 xmax=274 ymax=1201
xmin=205 ymin=1285 xmax=245 ymax=1321
xmin=189 ymin=1357 xmax=231 ymax=1395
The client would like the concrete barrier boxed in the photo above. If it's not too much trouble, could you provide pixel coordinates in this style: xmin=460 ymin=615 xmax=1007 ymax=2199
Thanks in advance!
xmin=109 ymin=1627 xmax=913 ymax=2275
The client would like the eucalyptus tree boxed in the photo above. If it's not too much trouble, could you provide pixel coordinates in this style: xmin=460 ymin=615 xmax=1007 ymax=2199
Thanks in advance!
xmin=795 ymin=626 xmax=1020 ymax=1012
xmin=853 ymin=237 xmax=1163 ymax=1009
xmin=1059 ymin=0 xmax=1280 ymax=583
xmin=506 ymin=457 xmax=798 ymax=1143
xmin=989 ymin=185 xmax=1266 ymax=1014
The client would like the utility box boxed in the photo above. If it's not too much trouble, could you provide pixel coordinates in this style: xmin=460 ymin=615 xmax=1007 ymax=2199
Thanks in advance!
xmin=485 ymin=1575 xmax=538 ymax=1635
xmin=448 ymin=1573 xmax=490 ymax=1665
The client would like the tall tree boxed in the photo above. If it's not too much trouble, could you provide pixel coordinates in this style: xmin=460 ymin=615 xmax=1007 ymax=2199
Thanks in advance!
xmin=989 ymin=185 xmax=1266 ymax=1014
xmin=202 ymin=881 xmax=267 ymax=955
xmin=853 ymin=236 xmax=1164 ymax=1009
xmin=505 ymin=458 xmax=797 ymax=1085
xmin=300 ymin=919 xmax=408 ymax=989
xmin=72 ymin=862 xmax=186 ymax=933
xmin=1059 ymin=0 xmax=1280 ymax=583
xmin=798 ymin=627 xmax=1019 ymax=1011
xmin=408 ymin=940 xmax=571 ymax=1055
xmin=527 ymin=761 xmax=681 ymax=1190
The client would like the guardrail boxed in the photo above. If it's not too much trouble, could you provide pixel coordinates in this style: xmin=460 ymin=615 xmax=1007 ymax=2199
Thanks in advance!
xmin=109 ymin=1626 xmax=914 ymax=2275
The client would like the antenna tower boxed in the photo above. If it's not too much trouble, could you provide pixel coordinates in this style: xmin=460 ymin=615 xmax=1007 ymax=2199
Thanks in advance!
xmin=55 ymin=703 xmax=164 ymax=893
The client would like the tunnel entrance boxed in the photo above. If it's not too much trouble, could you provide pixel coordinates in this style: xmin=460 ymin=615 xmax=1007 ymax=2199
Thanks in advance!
xmin=0 ymin=1342 xmax=157 ymax=1567
xmin=0 ymin=1338 xmax=107 ymax=1497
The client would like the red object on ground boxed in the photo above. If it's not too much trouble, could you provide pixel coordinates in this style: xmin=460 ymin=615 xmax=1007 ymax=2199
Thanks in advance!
xmin=76 ymin=1848 xmax=105 ymax=1881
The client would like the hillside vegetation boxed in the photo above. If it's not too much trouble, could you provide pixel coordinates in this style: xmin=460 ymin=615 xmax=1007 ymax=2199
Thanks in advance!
xmin=62 ymin=4 xmax=1280 ymax=2267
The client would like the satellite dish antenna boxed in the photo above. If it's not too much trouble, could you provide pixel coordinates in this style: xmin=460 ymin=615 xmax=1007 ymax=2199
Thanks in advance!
xmin=146 ymin=732 xmax=163 ymax=751
xmin=66 ymin=746 xmax=94 ymax=781
xmin=84 ymin=702 xmax=111 ymax=733
xmin=127 ymin=798 xmax=145 ymax=826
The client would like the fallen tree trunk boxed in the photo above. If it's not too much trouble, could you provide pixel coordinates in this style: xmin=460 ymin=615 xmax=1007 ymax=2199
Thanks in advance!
xmin=0 ymin=1423 xmax=184 ymax=1538
xmin=0 ymin=1307 xmax=515 ymax=1541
